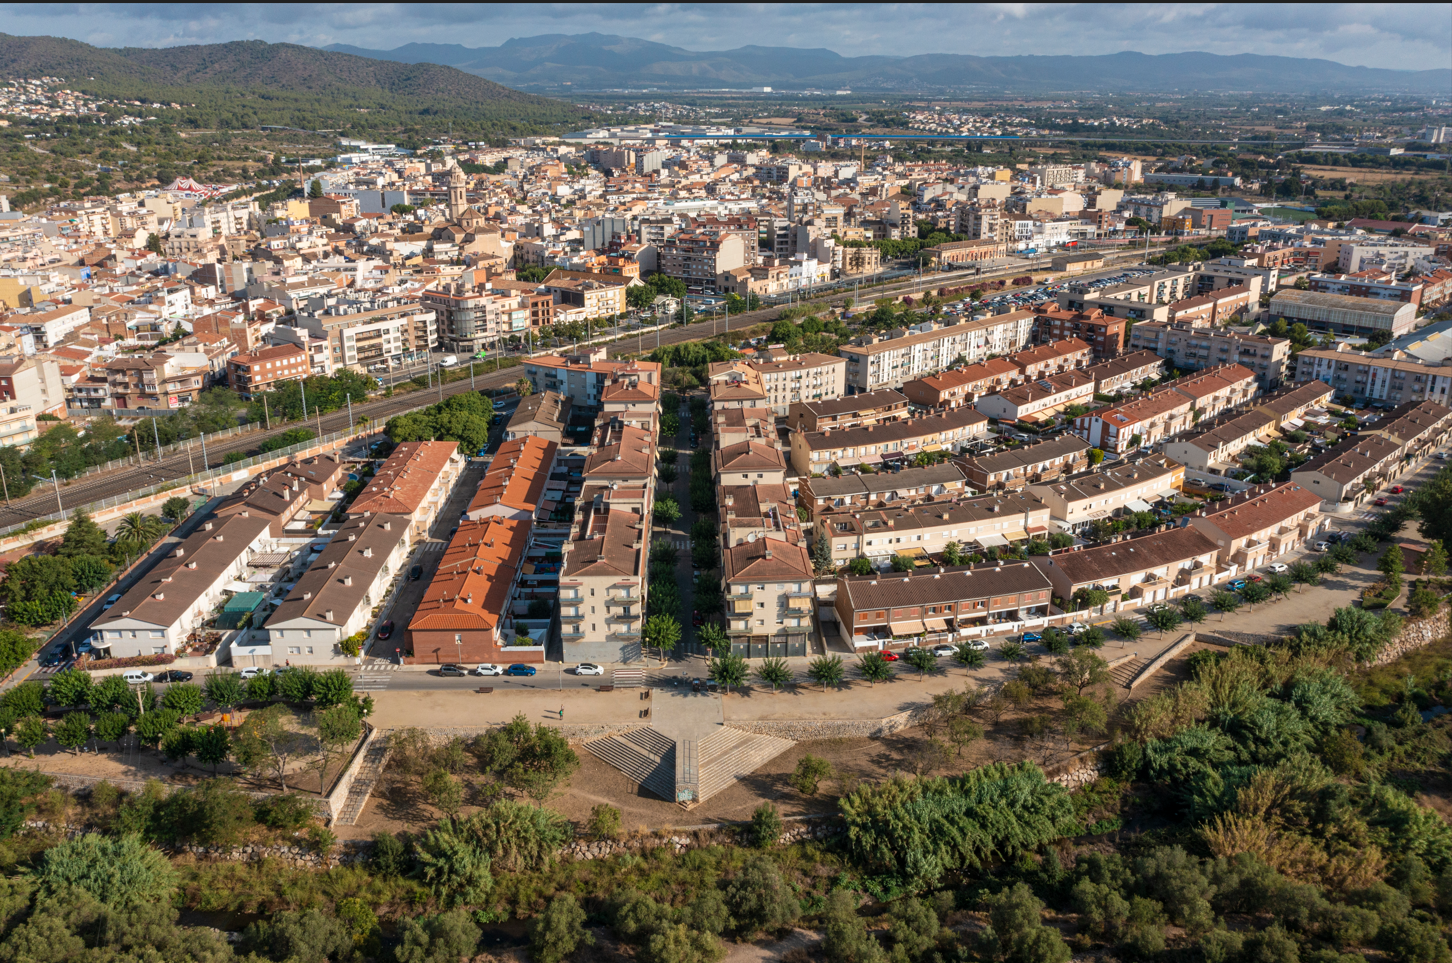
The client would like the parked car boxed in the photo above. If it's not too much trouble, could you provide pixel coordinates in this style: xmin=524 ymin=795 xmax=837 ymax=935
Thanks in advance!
xmin=691 ymin=610 xmax=703 ymax=627
xmin=1246 ymin=574 xmax=1263 ymax=583
xmin=102 ymin=593 xmax=122 ymax=611
xmin=39 ymin=650 xmax=65 ymax=669
xmin=1229 ymin=579 xmax=1248 ymax=591
xmin=1147 ymin=602 xmax=1172 ymax=613
xmin=930 ymin=644 xmax=957 ymax=657
xmin=240 ymin=667 xmax=266 ymax=679
xmin=963 ymin=638 xmax=990 ymax=651
xmin=1391 ymin=485 xmax=1405 ymax=494
xmin=1374 ymin=497 xmax=1389 ymax=506
xmin=438 ymin=664 xmax=468 ymax=677
xmin=155 ymin=670 xmax=193 ymax=683
xmin=1181 ymin=594 xmax=1205 ymax=606
xmin=1021 ymin=632 xmax=1042 ymax=644
xmin=879 ymin=650 xmax=899 ymax=662
xmin=410 ymin=565 xmax=424 ymax=581
xmin=474 ymin=664 xmax=504 ymax=676
xmin=122 ymin=670 xmax=154 ymax=685
xmin=1315 ymin=541 xmax=1332 ymax=552
xmin=1267 ymin=563 xmax=1290 ymax=574
xmin=505 ymin=664 xmax=537 ymax=677
xmin=1067 ymin=622 xmax=1089 ymax=636
xmin=575 ymin=663 xmax=604 ymax=676
xmin=377 ymin=620 xmax=395 ymax=640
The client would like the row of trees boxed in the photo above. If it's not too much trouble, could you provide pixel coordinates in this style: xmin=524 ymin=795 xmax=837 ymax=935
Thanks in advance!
xmin=384 ymin=390 xmax=494 ymax=455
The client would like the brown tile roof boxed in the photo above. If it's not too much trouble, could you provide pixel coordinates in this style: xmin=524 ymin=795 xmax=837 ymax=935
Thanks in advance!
xmin=583 ymin=424 xmax=653 ymax=479
xmin=1162 ymin=363 xmax=1256 ymax=401
xmin=801 ymin=408 xmax=988 ymax=451
xmin=1044 ymin=526 xmax=1219 ymax=586
xmin=1194 ymin=481 xmax=1322 ymax=539
xmin=1009 ymin=338 xmax=1091 ymax=370
xmin=349 ymin=441 xmax=458 ymax=517
xmin=909 ymin=358 xmax=1020 ymax=394
xmin=408 ymin=516 xmax=531 ymax=633
xmin=958 ymin=434 xmax=1091 ymax=474
xmin=471 ymin=436 xmax=558 ymax=515
xmin=268 ymin=513 xmax=410 ymax=627
xmin=723 ymin=537 xmax=812 ymax=583
xmin=840 ymin=560 xmax=1053 ymax=609
xmin=562 ymin=508 xmax=643 ymax=579
xmin=716 ymin=440 xmax=787 ymax=473
xmin=791 ymin=388 xmax=908 ymax=419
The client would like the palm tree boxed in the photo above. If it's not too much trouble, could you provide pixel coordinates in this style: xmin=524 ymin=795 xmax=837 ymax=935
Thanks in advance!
xmin=115 ymin=512 xmax=154 ymax=546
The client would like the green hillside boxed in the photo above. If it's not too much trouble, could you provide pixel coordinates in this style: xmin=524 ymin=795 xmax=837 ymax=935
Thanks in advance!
xmin=0 ymin=34 xmax=593 ymax=135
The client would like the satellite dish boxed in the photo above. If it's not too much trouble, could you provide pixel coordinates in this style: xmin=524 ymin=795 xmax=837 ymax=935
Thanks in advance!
xmin=748 ymin=533 xmax=758 ymax=543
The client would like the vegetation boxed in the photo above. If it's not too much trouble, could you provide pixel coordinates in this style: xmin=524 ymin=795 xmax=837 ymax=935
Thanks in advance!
xmin=384 ymin=390 xmax=494 ymax=453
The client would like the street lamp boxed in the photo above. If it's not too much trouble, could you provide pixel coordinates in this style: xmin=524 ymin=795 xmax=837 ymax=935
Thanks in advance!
xmin=34 ymin=472 xmax=62 ymax=519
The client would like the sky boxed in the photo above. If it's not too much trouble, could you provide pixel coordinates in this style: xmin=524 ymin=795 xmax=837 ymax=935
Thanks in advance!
xmin=3 ymin=2 xmax=1451 ymax=72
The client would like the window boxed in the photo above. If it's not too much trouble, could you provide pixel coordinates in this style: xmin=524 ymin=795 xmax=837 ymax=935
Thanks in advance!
xmin=149 ymin=630 xmax=165 ymax=638
xmin=288 ymin=646 xmax=302 ymax=654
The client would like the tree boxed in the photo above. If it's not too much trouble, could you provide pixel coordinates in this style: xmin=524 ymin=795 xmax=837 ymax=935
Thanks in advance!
xmin=231 ymin=704 xmax=308 ymax=791
xmin=848 ymin=557 xmax=874 ymax=576
xmin=57 ymin=510 xmax=107 ymax=558
xmin=821 ymin=889 xmax=885 ymax=963
xmin=857 ymin=652 xmax=892 ymax=686
xmin=749 ymin=802 xmax=783 ymax=848
xmin=161 ymin=683 xmax=204 ymax=719
xmin=724 ymin=854 xmax=799 ymax=934
xmin=708 ymin=653 xmax=748 ymax=693
xmin=697 ymin=622 xmax=727 ymax=657
xmin=890 ymin=553 xmax=916 ymax=573
xmin=423 ymin=768 xmax=465 ymax=818
xmin=654 ymin=497 xmax=681 ymax=524
xmin=1378 ymin=544 xmax=1406 ymax=593
xmin=902 ymin=646 xmax=938 ymax=679
xmin=954 ymin=644 xmax=986 ymax=672
xmin=978 ymin=882 xmax=1071 ymax=963
xmin=315 ymin=705 xmax=363 ymax=786
xmin=48 ymin=668 xmax=93 ymax=708
xmin=515 ymin=376 xmax=534 ymax=397
xmin=807 ymin=654 xmax=844 ymax=691
xmin=134 ymin=708 xmax=179 ymax=749
xmin=1421 ymin=539 xmax=1448 ymax=577
xmin=32 ymin=832 xmax=176 ymax=907
xmin=192 ymin=724 xmax=230 ymax=775
xmin=1212 ymin=590 xmax=1241 ymax=621
xmin=1073 ymin=587 xmax=1110 ymax=612
xmin=413 ymin=824 xmax=494 ymax=908
xmin=1239 ymin=581 xmax=1271 ymax=610
xmin=1000 ymin=641 xmax=1027 ymax=663
xmin=1180 ymin=597 xmax=1208 ymax=626
xmin=54 ymin=711 xmax=92 ymax=754
xmin=1088 ymin=448 xmax=1105 ymax=466
xmin=811 ymin=536 xmax=836 ymax=576
xmin=160 ymin=725 xmax=195 ymax=766
xmin=789 ymin=755 xmax=833 ymax=795
xmin=532 ymin=894 xmax=593 ymax=963
xmin=310 ymin=668 xmax=355 ymax=709
xmin=1111 ymin=615 xmax=1142 ymax=641
xmin=643 ymin=614 xmax=682 ymax=665
xmin=1288 ymin=561 xmax=1320 ymax=592
xmin=160 ymin=496 xmax=192 ymax=523
xmin=1146 ymin=607 xmax=1182 ymax=637
xmin=1057 ymin=648 xmax=1110 ymax=696
xmin=308 ymin=178 xmax=323 ymax=198
xmin=754 ymin=657 xmax=791 ymax=692
xmin=94 ymin=711 xmax=131 ymax=750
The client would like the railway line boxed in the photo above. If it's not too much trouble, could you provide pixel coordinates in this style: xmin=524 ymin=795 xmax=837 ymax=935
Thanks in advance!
xmin=9 ymin=246 xmax=1168 ymax=531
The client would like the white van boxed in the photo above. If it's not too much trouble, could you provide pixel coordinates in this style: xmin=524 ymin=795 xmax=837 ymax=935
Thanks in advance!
xmin=102 ymin=593 xmax=122 ymax=610
xmin=123 ymin=670 xmax=154 ymax=685
xmin=440 ymin=355 xmax=459 ymax=367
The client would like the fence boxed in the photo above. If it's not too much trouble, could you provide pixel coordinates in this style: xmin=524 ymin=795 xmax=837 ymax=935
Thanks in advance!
xmin=66 ymin=419 xmax=264 ymax=480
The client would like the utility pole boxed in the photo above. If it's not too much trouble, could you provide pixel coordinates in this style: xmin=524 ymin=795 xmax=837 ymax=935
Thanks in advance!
xmin=200 ymin=433 xmax=209 ymax=473
xmin=262 ymin=395 xmax=270 ymax=430
xmin=49 ymin=471 xmax=62 ymax=519
xmin=151 ymin=417 xmax=162 ymax=463
xmin=300 ymin=380 xmax=308 ymax=421
xmin=346 ymin=393 xmax=354 ymax=429
xmin=0 ymin=460 xmax=9 ymax=505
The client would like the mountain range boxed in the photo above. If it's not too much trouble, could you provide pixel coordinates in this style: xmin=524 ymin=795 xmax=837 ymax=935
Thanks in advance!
xmin=0 ymin=34 xmax=589 ymax=131
xmin=324 ymin=34 xmax=1451 ymax=94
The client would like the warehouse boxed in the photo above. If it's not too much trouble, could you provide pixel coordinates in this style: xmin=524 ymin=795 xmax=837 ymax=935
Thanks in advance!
xmin=1268 ymin=290 xmax=1418 ymax=339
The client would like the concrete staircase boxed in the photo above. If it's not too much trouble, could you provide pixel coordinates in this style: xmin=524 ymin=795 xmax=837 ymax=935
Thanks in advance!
xmin=694 ymin=727 xmax=795 ymax=803
xmin=333 ymin=733 xmax=391 ymax=826
xmin=584 ymin=728 xmax=676 ymax=801
xmin=1109 ymin=657 xmax=1148 ymax=689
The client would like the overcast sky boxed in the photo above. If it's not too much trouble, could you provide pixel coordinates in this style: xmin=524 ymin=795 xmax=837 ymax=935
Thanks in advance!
xmin=7 ymin=3 xmax=1451 ymax=72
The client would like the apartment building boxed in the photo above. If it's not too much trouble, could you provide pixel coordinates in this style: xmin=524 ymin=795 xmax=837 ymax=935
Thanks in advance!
xmin=17 ymin=304 xmax=89 ymax=349
xmin=1293 ymin=343 xmax=1452 ymax=406
xmin=922 ymin=238 xmax=1007 ymax=266
xmin=1129 ymin=321 xmax=1292 ymax=389
xmin=214 ymin=470 xmax=314 ymax=539
xmin=100 ymin=352 xmax=211 ymax=411
xmin=1162 ymin=381 xmax=1334 ymax=472
xmin=294 ymin=299 xmax=438 ymax=371
xmin=1269 ymin=290 xmax=1418 ymax=339
xmin=723 ymin=538 xmax=815 ymax=655
xmin=834 ymin=562 xmax=1055 ymax=650
xmin=504 ymin=390 xmax=571 ymax=443
xmin=524 ymin=350 xmax=661 ymax=409
xmin=1009 ymin=338 xmax=1093 ymax=380
xmin=790 ymin=408 xmax=990 ymax=475
xmin=902 ymin=358 xmax=1020 ymax=409
xmin=1030 ymin=307 xmax=1126 ymax=361
xmin=226 ymin=344 xmax=309 ymax=399
xmin=600 ymin=371 xmax=662 ymax=435
xmin=658 ymin=232 xmax=746 ymax=295
xmin=956 ymin=434 xmax=1093 ymax=492
xmin=541 ymin=277 xmax=628 ymax=320
xmin=1185 ymin=481 xmax=1329 ymax=574
xmin=467 ymin=437 xmax=559 ymax=523
xmin=707 ymin=362 xmax=767 ymax=410
xmin=1027 ymin=454 xmax=1184 ymax=529
xmin=715 ymin=440 xmax=790 ymax=486
xmin=1165 ymin=285 xmax=1254 ymax=326
xmin=721 ymin=483 xmax=805 ymax=548
xmin=0 ymin=403 xmax=38 ymax=449
xmin=407 ymin=515 xmax=537 ymax=665
xmin=263 ymin=512 xmax=411 ymax=663
xmin=1291 ymin=400 xmax=1452 ymax=505
xmin=815 ymin=491 xmax=1052 ymax=567
xmin=1306 ymin=272 xmax=1422 ymax=305
xmin=1075 ymin=390 xmax=1193 ymax=454
xmin=0 ymin=355 xmax=65 ymax=417
xmin=1158 ymin=364 xmax=1260 ymax=419
xmin=88 ymin=512 xmax=275 ymax=659
xmin=559 ymin=493 xmax=648 ymax=663
xmin=748 ymin=352 xmax=847 ymax=414
xmin=1083 ymin=350 xmax=1167 ymax=396
xmin=796 ymin=462 xmax=971 ymax=522
xmin=348 ymin=440 xmax=464 ymax=542
xmin=974 ymin=369 xmax=1095 ymax=424
xmin=840 ymin=312 xmax=1036 ymax=391
xmin=787 ymin=388 xmax=910 ymax=432
xmin=1032 ymin=525 xmax=1221 ymax=607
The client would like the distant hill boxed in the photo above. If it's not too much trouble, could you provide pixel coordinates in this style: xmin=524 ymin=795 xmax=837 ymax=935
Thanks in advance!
xmin=0 ymin=34 xmax=593 ymax=133
xmin=326 ymin=34 xmax=1452 ymax=94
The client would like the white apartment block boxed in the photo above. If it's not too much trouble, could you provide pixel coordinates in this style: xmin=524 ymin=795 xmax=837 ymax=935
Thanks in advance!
xmin=840 ymin=312 xmax=1036 ymax=391
xmin=1294 ymin=344 xmax=1452 ymax=406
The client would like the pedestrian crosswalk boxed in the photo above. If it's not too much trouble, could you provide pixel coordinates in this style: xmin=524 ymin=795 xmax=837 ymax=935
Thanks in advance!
xmin=352 ymin=663 xmax=400 ymax=691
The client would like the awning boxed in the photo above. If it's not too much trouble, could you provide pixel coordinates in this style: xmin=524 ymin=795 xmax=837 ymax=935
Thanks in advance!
xmin=248 ymin=552 xmax=290 ymax=567
xmin=1125 ymin=498 xmax=1153 ymax=512
xmin=856 ymin=453 xmax=883 ymax=464
xmin=923 ymin=444 xmax=943 ymax=452
xmin=1283 ymin=418 xmax=1305 ymax=430
xmin=976 ymin=534 xmax=1009 ymax=547
xmin=897 ymin=547 xmax=929 ymax=558
xmin=1000 ymin=529 xmax=1029 ymax=542
xmin=890 ymin=620 xmax=927 ymax=635
xmin=1157 ymin=489 xmax=1180 ymax=500
xmin=924 ymin=617 xmax=949 ymax=630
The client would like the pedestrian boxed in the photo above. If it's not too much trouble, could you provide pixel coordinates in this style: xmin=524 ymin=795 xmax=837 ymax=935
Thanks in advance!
xmin=559 ymin=704 xmax=564 ymax=720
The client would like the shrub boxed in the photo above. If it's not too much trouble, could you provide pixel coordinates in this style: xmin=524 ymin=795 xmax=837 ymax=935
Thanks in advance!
xmin=789 ymin=754 xmax=833 ymax=795
xmin=749 ymin=802 xmax=783 ymax=848
xmin=31 ymin=832 xmax=176 ymax=907
xmin=587 ymin=803 xmax=622 ymax=840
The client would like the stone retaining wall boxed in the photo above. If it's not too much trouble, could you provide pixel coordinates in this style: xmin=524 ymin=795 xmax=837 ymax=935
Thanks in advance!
xmin=1373 ymin=610 xmax=1450 ymax=666
xmin=726 ymin=707 xmax=931 ymax=742
xmin=17 ymin=818 xmax=369 ymax=868
xmin=403 ymin=723 xmax=646 ymax=743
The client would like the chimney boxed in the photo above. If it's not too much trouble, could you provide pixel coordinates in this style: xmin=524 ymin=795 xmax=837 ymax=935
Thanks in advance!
xmin=204 ymin=522 xmax=213 ymax=531
xmin=173 ymin=547 xmax=184 ymax=557
xmin=363 ymin=547 xmax=373 ymax=558
xmin=325 ymin=609 xmax=334 ymax=620
xmin=303 ymin=591 xmax=312 ymax=600
xmin=343 ymin=576 xmax=353 ymax=586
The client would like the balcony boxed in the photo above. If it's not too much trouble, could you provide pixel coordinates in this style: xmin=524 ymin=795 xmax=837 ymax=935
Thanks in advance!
xmin=730 ymin=595 xmax=755 ymax=615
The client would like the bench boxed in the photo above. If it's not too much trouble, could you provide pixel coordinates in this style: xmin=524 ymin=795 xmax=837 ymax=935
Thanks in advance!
xmin=597 ymin=685 xmax=614 ymax=693
xmin=475 ymin=687 xmax=493 ymax=694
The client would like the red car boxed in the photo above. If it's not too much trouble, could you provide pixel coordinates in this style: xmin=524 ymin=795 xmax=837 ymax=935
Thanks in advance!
xmin=1390 ymin=486 xmax=1404 ymax=494
xmin=880 ymin=650 xmax=899 ymax=662
xmin=691 ymin=610 xmax=703 ymax=627
xmin=377 ymin=620 xmax=394 ymax=640
xmin=1374 ymin=497 xmax=1389 ymax=506
xmin=1247 ymin=574 xmax=1263 ymax=583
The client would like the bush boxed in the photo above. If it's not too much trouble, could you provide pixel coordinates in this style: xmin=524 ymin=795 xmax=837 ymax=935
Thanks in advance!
xmin=789 ymin=754 xmax=833 ymax=795
xmin=749 ymin=802 xmax=783 ymax=848
xmin=531 ymin=894 xmax=593 ymax=963
xmin=587 ymin=803 xmax=622 ymax=840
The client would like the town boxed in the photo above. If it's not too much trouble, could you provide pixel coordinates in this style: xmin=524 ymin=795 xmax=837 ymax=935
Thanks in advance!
xmin=0 ymin=15 xmax=1449 ymax=963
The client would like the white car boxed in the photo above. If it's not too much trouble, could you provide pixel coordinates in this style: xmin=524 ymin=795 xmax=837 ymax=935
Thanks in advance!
xmin=239 ymin=667 xmax=265 ymax=679
xmin=102 ymin=593 xmax=122 ymax=611
xmin=962 ymin=638 xmax=990 ymax=651
xmin=575 ymin=663 xmax=605 ymax=676
xmin=474 ymin=664 xmax=504 ymax=676
xmin=122 ymin=670 xmax=154 ymax=685
xmin=1067 ymin=622 xmax=1090 ymax=636
xmin=1267 ymin=563 xmax=1290 ymax=574
xmin=1314 ymin=541 xmax=1332 ymax=552
xmin=930 ymin=644 xmax=956 ymax=657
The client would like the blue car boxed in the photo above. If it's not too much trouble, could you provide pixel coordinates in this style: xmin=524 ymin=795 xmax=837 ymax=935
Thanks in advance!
xmin=505 ymin=664 xmax=537 ymax=677
xmin=1022 ymin=632 xmax=1042 ymax=644
xmin=1229 ymin=579 xmax=1248 ymax=591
